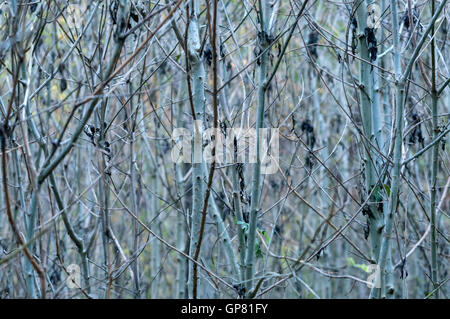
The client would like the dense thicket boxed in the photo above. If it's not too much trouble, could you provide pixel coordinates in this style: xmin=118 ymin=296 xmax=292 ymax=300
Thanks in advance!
xmin=0 ymin=0 xmax=448 ymax=299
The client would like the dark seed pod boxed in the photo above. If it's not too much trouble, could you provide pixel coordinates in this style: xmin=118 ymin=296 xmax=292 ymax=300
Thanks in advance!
xmin=399 ymin=258 xmax=408 ymax=279
xmin=109 ymin=1 xmax=117 ymax=25
xmin=83 ymin=125 xmax=93 ymax=138
xmin=130 ymin=7 xmax=139 ymax=23
xmin=275 ymin=224 xmax=282 ymax=236
xmin=408 ymin=113 xmax=424 ymax=147
xmin=365 ymin=28 xmax=378 ymax=69
xmin=219 ymin=120 xmax=227 ymax=137
xmin=219 ymin=42 xmax=225 ymax=59
xmin=307 ymin=30 xmax=319 ymax=61
xmin=254 ymin=46 xmax=261 ymax=66
xmin=351 ymin=17 xmax=358 ymax=29
xmin=203 ymin=46 xmax=212 ymax=66
xmin=401 ymin=7 xmax=420 ymax=30
xmin=305 ymin=154 xmax=314 ymax=170
xmin=362 ymin=204 xmax=373 ymax=217
xmin=227 ymin=61 xmax=232 ymax=72
xmin=243 ymin=211 xmax=249 ymax=223
xmin=50 ymin=268 xmax=61 ymax=285
xmin=351 ymin=17 xmax=358 ymax=56
xmin=316 ymin=248 xmax=323 ymax=260
xmin=60 ymin=78 xmax=67 ymax=92
xmin=364 ymin=223 xmax=370 ymax=240
xmin=233 ymin=284 xmax=246 ymax=298
xmin=300 ymin=119 xmax=314 ymax=133
xmin=30 ymin=2 xmax=37 ymax=13
xmin=269 ymin=179 xmax=278 ymax=189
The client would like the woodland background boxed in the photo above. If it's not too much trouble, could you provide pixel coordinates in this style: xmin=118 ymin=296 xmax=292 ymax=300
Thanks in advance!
xmin=0 ymin=0 xmax=448 ymax=299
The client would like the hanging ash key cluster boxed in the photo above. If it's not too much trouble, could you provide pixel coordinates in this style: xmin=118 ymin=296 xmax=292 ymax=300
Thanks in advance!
xmin=300 ymin=119 xmax=316 ymax=170
xmin=408 ymin=112 xmax=424 ymax=147
xmin=84 ymin=124 xmax=100 ymax=145
xmin=365 ymin=27 xmax=377 ymax=70
xmin=83 ymin=124 xmax=113 ymax=162
xmin=401 ymin=6 xmax=422 ymax=31
xmin=233 ymin=136 xmax=250 ymax=223
xmin=307 ymin=29 xmax=319 ymax=61
xmin=203 ymin=45 xmax=212 ymax=66
xmin=351 ymin=17 xmax=358 ymax=56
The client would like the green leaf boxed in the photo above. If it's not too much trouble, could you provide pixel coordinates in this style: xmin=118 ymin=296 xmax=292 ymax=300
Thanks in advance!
xmin=348 ymin=257 xmax=371 ymax=273
xmin=347 ymin=257 xmax=355 ymax=266
xmin=255 ymin=243 xmax=262 ymax=258
xmin=373 ymin=185 xmax=382 ymax=201
xmin=355 ymin=264 xmax=370 ymax=273
xmin=258 ymin=229 xmax=270 ymax=244
xmin=383 ymin=184 xmax=391 ymax=197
